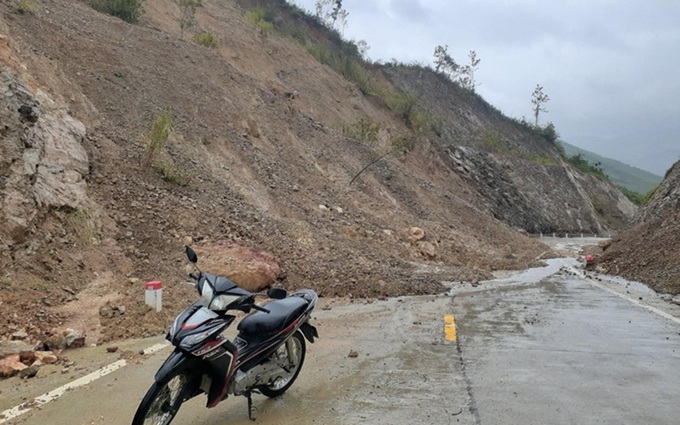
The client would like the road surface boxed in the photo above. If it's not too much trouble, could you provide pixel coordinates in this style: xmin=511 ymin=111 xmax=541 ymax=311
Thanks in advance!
xmin=2 ymin=246 xmax=679 ymax=424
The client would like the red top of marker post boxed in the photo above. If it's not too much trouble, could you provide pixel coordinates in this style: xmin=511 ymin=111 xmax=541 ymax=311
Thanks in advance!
xmin=145 ymin=281 xmax=163 ymax=290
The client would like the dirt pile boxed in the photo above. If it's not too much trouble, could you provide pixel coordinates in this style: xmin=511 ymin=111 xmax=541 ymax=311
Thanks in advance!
xmin=598 ymin=161 xmax=680 ymax=294
xmin=0 ymin=0 xmax=629 ymax=346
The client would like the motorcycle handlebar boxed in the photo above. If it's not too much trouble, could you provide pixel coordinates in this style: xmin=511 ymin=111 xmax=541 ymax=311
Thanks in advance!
xmin=250 ymin=304 xmax=270 ymax=314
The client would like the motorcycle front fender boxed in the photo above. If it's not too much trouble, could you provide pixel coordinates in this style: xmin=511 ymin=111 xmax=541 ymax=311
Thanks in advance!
xmin=154 ymin=348 xmax=201 ymax=383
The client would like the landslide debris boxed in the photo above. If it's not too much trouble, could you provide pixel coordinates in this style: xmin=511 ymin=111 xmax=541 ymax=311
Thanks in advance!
xmin=598 ymin=161 xmax=680 ymax=295
xmin=0 ymin=0 xmax=632 ymax=349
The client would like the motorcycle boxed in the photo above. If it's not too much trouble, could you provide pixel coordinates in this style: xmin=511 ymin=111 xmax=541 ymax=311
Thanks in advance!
xmin=132 ymin=246 xmax=319 ymax=425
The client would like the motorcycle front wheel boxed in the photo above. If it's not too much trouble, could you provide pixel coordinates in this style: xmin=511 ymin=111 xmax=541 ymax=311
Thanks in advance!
xmin=259 ymin=330 xmax=306 ymax=398
xmin=131 ymin=369 xmax=189 ymax=425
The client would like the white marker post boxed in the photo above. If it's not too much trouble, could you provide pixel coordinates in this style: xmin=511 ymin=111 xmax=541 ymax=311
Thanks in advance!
xmin=145 ymin=281 xmax=163 ymax=312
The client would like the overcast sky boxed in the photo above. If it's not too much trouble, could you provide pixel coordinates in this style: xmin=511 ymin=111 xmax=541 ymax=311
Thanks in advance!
xmin=289 ymin=0 xmax=680 ymax=176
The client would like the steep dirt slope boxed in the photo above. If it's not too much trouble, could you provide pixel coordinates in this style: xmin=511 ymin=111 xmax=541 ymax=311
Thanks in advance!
xmin=384 ymin=66 xmax=636 ymax=234
xmin=0 ymin=0 xmax=553 ymax=343
xmin=598 ymin=161 xmax=680 ymax=294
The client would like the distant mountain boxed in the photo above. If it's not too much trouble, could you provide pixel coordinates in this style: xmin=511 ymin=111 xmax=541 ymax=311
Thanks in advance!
xmin=561 ymin=142 xmax=662 ymax=194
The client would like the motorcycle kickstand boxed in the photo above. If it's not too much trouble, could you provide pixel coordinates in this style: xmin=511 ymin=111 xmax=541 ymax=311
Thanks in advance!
xmin=245 ymin=391 xmax=259 ymax=421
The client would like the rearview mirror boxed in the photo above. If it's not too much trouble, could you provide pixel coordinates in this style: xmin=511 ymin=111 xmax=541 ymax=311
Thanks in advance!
xmin=267 ymin=287 xmax=287 ymax=300
xmin=185 ymin=246 xmax=198 ymax=264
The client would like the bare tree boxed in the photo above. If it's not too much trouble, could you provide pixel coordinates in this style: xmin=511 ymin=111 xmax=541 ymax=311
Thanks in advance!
xmin=355 ymin=39 xmax=370 ymax=59
xmin=433 ymin=45 xmax=460 ymax=78
xmin=315 ymin=0 xmax=347 ymax=31
xmin=459 ymin=50 xmax=481 ymax=92
xmin=531 ymin=84 xmax=550 ymax=126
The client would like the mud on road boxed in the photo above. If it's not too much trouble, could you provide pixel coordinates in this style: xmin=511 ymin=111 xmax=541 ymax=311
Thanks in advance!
xmin=3 ymin=240 xmax=680 ymax=425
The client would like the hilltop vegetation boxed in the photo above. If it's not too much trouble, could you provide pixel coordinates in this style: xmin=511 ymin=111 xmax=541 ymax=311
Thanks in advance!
xmin=561 ymin=142 xmax=661 ymax=194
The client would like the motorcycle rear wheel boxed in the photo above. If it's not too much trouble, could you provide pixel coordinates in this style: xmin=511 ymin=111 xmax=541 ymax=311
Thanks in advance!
xmin=259 ymin=330 xmax=306 ymax=398
xmin=132 ymin=370 xmax=189 ymax=425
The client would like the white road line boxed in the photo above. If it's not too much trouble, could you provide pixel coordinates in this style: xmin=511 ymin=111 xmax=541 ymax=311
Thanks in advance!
xmin=143 ymin=343 xmax=171 ymax=355
xmin=568 ymin=267 xmax=680 ymax=326
xmin=0 ymin=360 xmax=127 ymax=424
xmin=0 ymin=342 xmax=170 ymax=424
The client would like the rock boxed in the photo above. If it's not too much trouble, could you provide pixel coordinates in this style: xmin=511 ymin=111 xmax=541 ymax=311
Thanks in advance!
xmin=19 ymin=364 xmax=39 ymax=379
xmin=19 ymin=351 xmax=37 ymax=366
xmin=43 ymin=335 xmax=67 ymax=351
xmin=106 ymin=346 xmax=119 ymax=353
xmin=11 ymin=330 xmax=29 ymax=340
xmin=0 ymin=340 xmax=34 ymax=358
xmin=193 ymin=241 xmax=281 ymax=292
xmin=99 ymin=306 xmax=115 ymax=318
xmin=348 ymin=350 xmax=359 ymax=358
xmin=34 ymin=351 xmax=58 ymax=364
xmin=407 ymin=227 xmax=425 ymax=242
xmin=0 ymin=355 xmax=28 ymax=378
xmin=64 ymin=329 xmax=85 ymax=349
xmin=418 ymin=241 xmax=437 ymax=259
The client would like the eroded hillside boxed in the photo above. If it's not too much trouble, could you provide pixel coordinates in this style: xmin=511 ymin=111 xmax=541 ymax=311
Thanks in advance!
xmin=598 ymin=161 xmax=680 ymax=295
xmin=0 ymin=0 xmax=632 ymax=344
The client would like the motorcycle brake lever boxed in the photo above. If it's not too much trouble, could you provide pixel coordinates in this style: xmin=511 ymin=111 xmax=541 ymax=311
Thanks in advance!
xmin=250 ymin=304 xmax=271 ymax=314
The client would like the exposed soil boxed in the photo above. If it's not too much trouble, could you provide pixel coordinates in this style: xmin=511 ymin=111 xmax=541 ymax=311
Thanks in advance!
xmin=597 ymin=161 xmax=680 ymax=295
xmin=2 ymin=0 xmax=557 ymax=348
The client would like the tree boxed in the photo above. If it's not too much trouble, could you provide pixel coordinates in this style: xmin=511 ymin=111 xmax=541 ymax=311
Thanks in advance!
xmin=458 ymin=50 xmax=481 ymax=92
xmin=315 ymin=0 xmax=347 ymax=31
xmin=355 ymin=39 xmax=370 ymax=59
xmin=433 ymin=45 xmax=460 ymax=78
xmin=531 ymin=84 xmax=550 ymax=126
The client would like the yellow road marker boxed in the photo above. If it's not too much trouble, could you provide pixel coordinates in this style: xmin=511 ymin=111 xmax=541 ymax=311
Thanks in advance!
xmin=444 ymin=314 xmax=457 ymax=341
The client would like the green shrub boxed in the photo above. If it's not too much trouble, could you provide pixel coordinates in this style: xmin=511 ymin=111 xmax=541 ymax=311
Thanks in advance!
xmin=192 ymin=32 xmax=218 ymax=48
xmin=13 ymin=0 xmax=36 ymax=14
xmin=533 ymin=122 xmax=559 ymax=144
xmin=384 ymin=91 xmax=417 ymax=123
xmin=391 ymin=136 xmax=415 ymax=153
xmin=244 ymin=7 xmax=275 ymax=35
xmin=338 ymin=56 xmax=376 ymax=95
xmin=306 ymin=45 xmax=332 ymax=64
xmin=478 ymin=128 xmax=507 ymax=154
xmin=524 ymin=153 xmax=559 ymax=166
xmin=143 ymin=109 xmax=174 ymax=167
xmin=343 ymin=118 xmax=380 ymax=143
xmin=567 ymin=153 xmax=609 ymax=181
xmin=83 ymin=0 xmax=144 ymax=23
xmin=66 ymin=208 xmax=96 ymax=245
xmin=154 ymin=162 xmax=190 ymax=186
xmin=409 ymin=110 xmax=442 ymax=136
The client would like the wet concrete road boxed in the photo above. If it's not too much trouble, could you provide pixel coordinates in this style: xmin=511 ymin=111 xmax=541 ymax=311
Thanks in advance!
xmin=2 ymin=255 xmax=680 ymax=424
xmin=452 ymin=259 xmax=680 ymax=424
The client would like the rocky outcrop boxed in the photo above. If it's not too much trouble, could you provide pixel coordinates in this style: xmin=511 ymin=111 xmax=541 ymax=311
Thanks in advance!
xmin=386 ymin=67 xmax=636 ymax=234
xmin=0 ymin=70 xmax=89 ymax=245
xmin=442 ymin=146 xmax=635 ymax=234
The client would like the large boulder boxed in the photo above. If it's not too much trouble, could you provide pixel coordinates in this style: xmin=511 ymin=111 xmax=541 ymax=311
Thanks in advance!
xmin=192 ymin=241 xmax=281 ymax=292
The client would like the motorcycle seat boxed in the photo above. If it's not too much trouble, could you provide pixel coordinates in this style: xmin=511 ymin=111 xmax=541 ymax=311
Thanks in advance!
xmin=237 ymin=296 xmax=308 ymax=336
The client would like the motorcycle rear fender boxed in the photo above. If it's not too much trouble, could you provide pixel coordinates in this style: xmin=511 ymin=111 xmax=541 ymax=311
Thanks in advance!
xmin=300 ymin=322 xmax=319 ymax=343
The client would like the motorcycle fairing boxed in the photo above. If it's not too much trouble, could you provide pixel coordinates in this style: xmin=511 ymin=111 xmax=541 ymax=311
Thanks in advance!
xmin=205 ymin=339 xmax=238 ymax=408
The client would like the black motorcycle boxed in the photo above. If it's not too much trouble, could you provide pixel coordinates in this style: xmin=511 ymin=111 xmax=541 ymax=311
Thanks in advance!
xmin=132 ymin=246 xmax=319 ymax=424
